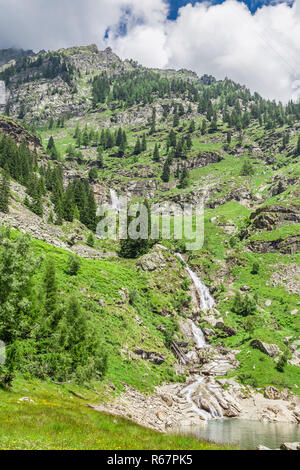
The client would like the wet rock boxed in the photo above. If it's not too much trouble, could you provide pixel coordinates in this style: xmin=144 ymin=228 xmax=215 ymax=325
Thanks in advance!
xmin=280 ymin=442 xmax=300 ymax=451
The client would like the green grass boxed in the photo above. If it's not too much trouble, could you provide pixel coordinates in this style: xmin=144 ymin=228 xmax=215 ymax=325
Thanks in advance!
xmin=0 ymin=378 xmax=232 ymax=450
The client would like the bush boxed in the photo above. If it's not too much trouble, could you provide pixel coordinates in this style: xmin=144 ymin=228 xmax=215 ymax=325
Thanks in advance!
xmin=66 ymin=254 xmax=82 ymax=276
xmin=251 ymin=262 xmax=260 ymax=275
xmin=232 ymin=292 xmax=257 ymax=317
xmin=276 ymin=354 xmax=288 ymax=373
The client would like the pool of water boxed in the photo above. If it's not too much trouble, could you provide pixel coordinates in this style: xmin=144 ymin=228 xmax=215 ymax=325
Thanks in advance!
xmin=179 ymin=419 xmax=300 ymax=450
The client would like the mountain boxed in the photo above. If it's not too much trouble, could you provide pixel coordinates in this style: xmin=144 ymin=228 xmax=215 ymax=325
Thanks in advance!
xmin=0 ymin=44 xmax=299 ymax=450
xmin=0 ymin=47 xmax=35 ymax=68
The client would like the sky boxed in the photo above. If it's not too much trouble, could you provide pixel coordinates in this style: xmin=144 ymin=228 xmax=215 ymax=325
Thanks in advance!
xmin=0 ymin=0 xmax=299 ymax=102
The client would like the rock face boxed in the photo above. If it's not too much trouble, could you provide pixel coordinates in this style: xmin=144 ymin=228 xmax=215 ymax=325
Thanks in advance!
xmin=136 ymin=244 xmax=167 ymax=271
xmin=0 ymin=115 xmax=43 ymax=151
xmin=249 ymin=235 xmax=300 ymax=255
xmin=251 ymin=340 xmax=280 ymax=357
xmin=250 ymin=205 xmax=300 ymax=229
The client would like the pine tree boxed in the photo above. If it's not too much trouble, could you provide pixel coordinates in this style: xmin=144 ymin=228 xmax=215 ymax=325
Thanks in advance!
xmin=241 ymin=159 xmax=254 ymax=176
xmin=296 ymin=135 xmax=300 ymax=156
xmin=97 ymin=146 xmax=104 ymax=168
xmin=201 ymin=120 xmax=207 ymax=135
xmin=153 ymin=144 xmax=160 ymax=162
xmin=189 ymin=120 xmax=195 ymax=133
xmin=178 ymin=164 xmax=190 ymax=189
xmin=227 ymin=131 xmax=232 ymax=144
xmin=161 ymin=157 xmax=171 ymax=182
xmin=87 ymin=233 xmax=95 ymax=247
xmin=173 ymin=114 xmax=179 ymax=127
xmin=141 ymin=134 xmax=147 ymax=152
xmin=43 ymin=257 xmax=58 ymax=318
xmin=134 ymin=138 xmax=141 ymax=155
xmin=0 ymin=168 xmax=10 ymax=213
xmin=47 ymin=136 xmax=55 ymax=152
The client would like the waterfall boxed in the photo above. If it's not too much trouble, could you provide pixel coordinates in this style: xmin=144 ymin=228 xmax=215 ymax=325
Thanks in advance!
xmin=175 ymin=253 xmax=215 ymax=311
xmin=110 ymin=189 xmax=122 ymax=212
xmin=191 ymin=322 xmax=206 ymax=349
xmin=181 ymin=377 xmax=223 ymax=421
xmin=175 ymin=253 xmax=223 ymax=420
xmin=0 ymin=81 xmax=8 ymax=112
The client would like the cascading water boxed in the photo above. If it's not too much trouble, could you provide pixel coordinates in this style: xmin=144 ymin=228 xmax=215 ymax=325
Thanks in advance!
xmin=191 ymin=322 xmax=207 ymax=349
xmin=175 ymin=253 xmax=215 ymax=311
xmin=110 ymin=189 xmax=122 ymax=212
xmin=0 ymin=81 xmax=8 ymax=112
xmin=175 ymin=253 xmax=223 ymax=420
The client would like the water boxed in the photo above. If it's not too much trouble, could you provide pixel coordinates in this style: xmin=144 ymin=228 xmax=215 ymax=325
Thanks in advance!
xmin=0 ymin=80 xmax=7 ymax=111
xmin=191 ymin=322 xmax=206 ymax=349
xmin=110 ymin=189 xmax=122 ymax=212
xmin=175 ymin=253 xmax=215 ymax=311
xmin=179 ymin=419 xmax=300 ymax=450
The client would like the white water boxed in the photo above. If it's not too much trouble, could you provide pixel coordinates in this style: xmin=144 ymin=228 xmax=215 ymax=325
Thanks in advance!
xmin=191 ymin=322 xmax=207 ymax=349
xmin=110 ymin=189 xmax=122 ymax=212
xmin=175 ymin=253 xmax=223 ymax=420
xmin=175 ymin=253 xmax=215 ymax=311
xmin=0 ymin=81 xmax=8 ymax=110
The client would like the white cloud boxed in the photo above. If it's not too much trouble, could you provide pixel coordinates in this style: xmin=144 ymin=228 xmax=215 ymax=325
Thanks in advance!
xmin=108 ymin=0 xmax=300 ymax=102
xmin=1 ymin=0 xmax=300 ymax=101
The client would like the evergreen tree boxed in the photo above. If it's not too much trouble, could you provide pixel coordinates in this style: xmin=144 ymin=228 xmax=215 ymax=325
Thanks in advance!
xmin=161 ymin=157 xmax=171 ymax=182
xmin=134 ymin=138 xmax=141 ymax=155
xmin=141 ymin=134 xmax=147 ymax=152
xmin=153 ymin=143 xmax=160 ymax=162
xmin=43 ymin=257 xmax=58 ymax=318
xmin=97 ymin=146 xmax=104 ymax=168
xmin=178 ymin=164 xmax=190 ymax=189
xmin=296 ymin=135 xmax=300 ymax=156
xmin=0 ymin=168 xmax=10 ymax=213
xmin=189 ymin=120 xmax=196 ymax=133
xmin=241 ymin=159 xmax=254 ymax=176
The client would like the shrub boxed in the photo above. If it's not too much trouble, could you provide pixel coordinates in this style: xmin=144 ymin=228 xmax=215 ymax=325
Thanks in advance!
xmin=232 ymin=292 xmax=257 ymax=317
xmin=66 ymin=254 xmax=81 ymax=276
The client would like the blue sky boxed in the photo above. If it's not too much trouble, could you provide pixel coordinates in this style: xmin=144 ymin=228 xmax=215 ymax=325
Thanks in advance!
xmin=166 ymin=0 xmax=291 ymax=17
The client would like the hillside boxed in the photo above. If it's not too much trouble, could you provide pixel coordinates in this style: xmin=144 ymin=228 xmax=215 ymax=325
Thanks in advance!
xmin=0 ymin=44 xmax=299 ymax=450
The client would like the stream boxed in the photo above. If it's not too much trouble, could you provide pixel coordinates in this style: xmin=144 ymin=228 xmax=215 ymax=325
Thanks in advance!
xmin=175 ymin=254 xmax=300 ymax=448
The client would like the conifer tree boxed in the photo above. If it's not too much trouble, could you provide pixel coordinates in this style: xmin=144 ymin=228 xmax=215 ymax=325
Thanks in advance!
xmin=0 ymin=168 xmax=10 ymax=213
xmin=134 ymin=138 xmax=141 ymax=155
xmin=141 ymin=134 xmax=147 ymax=152
xmin=161 ymin=157 xmax=171 ymax=182
xmin=153 ymin=143 xmax=160 ymax=162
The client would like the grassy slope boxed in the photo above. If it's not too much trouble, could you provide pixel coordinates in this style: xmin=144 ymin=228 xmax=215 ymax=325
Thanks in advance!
xmin=0 ymin=378 xmax=232 ymax=450
xmin=36 ymin=106 xmax=300 ymax=396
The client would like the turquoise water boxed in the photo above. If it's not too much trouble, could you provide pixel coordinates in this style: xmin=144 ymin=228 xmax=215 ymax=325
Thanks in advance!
xmin=179 ymin=419 xmax=300 ymax=450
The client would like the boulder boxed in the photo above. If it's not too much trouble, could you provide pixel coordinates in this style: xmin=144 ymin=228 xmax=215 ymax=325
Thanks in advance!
xmin=264 ymin=386 xmax=282 ymax=400
xmin=136 ymin=245 xmax=167 ymax=271
xmin=251 ymin=340 xmax=280 ymax=357
xmin=280 ymin=442 xmax=300 ymax=451
xmin=134 ymin=349 xmax=166 ymax=365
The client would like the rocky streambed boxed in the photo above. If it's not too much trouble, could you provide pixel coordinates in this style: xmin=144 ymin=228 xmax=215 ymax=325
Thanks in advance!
xmin=89 ymin=257 xmax=300 ymax=435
